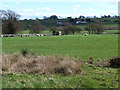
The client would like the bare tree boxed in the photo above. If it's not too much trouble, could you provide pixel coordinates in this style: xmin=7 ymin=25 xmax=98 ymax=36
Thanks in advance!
xmin=1 ymin=10 xmax=23 ymax=34
xmin=29 ymin=20 xmax=45 ymax=34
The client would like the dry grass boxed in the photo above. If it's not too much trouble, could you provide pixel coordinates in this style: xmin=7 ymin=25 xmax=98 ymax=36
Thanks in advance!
xmin=2 ymin=53 xmax=82 ymax=75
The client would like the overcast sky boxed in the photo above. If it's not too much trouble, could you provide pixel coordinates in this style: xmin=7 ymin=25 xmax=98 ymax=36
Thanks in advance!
xmin=0 ymin=0 xmax=119 ymax=19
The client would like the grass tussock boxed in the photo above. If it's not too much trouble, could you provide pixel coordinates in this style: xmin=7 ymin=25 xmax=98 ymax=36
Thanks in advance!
xmin=2 ymin=53 xmax=82 ymax=75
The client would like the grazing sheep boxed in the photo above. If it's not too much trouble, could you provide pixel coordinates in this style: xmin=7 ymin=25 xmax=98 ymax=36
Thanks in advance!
xmin=0 ymin=35 xmax=3 ymax=38
xmin=85 ymin=33 xmax=88 ymax=36
xmin=4 ymin=35 xmax=8 ymax=37
xmin=40 ymin=34 xmax=43 ymax=36
xmin=36 ymin=34 xmax=40 ymax=37
xmin=21 ymin=34 xmax=24 ymax=38
xmin=59 ymin=31 xmax=61 ymax=36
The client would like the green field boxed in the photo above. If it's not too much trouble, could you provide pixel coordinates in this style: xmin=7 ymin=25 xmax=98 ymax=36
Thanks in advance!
xmin=2 ymin=34 xmax=118 ymax=61
xmin=105 ymin=30 xmax=119 ymax=34
xmin=2 ymin=34 xmax=119 ymax=88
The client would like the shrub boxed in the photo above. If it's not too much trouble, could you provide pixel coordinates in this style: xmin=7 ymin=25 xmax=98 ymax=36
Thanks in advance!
xmin=109 ymin=57 xmax=120 ymax=68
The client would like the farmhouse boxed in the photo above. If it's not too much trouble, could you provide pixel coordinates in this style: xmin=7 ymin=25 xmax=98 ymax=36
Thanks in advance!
xmin=76 ymin=21 xmax=87 ymax=24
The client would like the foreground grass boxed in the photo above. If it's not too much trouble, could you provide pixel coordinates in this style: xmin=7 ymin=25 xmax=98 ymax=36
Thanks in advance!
xmin=2 ymin=34 xmax=118 ymax=61
xmin=2 ymin=65 xmax=119 ymax=88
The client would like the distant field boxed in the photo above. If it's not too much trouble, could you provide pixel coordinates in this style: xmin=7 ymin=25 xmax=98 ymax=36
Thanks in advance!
xmin=2 ymin=34 xmax=118 ymax=61
xmin=20 ymin=30 xmax=51 ymax=34
xmin=105 ymin=30 xmax=119 ymax=33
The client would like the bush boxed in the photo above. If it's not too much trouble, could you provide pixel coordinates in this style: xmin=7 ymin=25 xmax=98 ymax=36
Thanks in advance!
xmin=109 ymin=57 xmax=120 ymax=68
xmin=63 ymin=25 xmax=82 ymax=35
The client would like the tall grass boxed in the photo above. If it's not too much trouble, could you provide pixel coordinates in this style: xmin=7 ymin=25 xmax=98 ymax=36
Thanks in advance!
xmin=2 ymin=53 xmax=82 ymax=75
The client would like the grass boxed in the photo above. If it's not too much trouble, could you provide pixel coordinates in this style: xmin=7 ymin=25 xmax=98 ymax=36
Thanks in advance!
xmin=2 ymin=34 xmax=118 ymax=61
xmin=105 ymin=30 xmax=119 ymax=33
xmin=2 ymin=34 xmax=119 ymax=88
xmin=2 ymin=64 xmax=119 ymax=88
xmin=21 ymin=30 xmax=51 ymax=34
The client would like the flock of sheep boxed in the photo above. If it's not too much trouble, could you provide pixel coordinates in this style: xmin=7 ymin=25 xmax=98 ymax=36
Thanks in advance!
xmin=0 ymin=33 xmax=88 ymax=38
xmin=0 ymin=34 xmax=44 ymax=38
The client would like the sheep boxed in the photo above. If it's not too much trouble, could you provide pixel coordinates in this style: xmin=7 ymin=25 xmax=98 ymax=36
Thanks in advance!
xmin=40 ymin=34 xmax=43 ymax=36
xmin=21 ymin=34 xmax=24 ymax=38
xmin=85 ymin=33 xmax=88 ymax=36
xmin=36 ymin=34 xmax=40 ymax=37
xmin=59 ymin=31 xmax=61 ymax=36
xmin=0 ymin=35 xmax=3 ymax=38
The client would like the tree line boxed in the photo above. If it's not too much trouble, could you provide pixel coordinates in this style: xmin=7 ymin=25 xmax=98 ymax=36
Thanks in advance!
xmin=1 ymin=10 xmax=105 ymax=35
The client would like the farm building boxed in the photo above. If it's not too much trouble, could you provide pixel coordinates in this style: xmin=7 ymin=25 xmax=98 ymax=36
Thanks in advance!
xmin=76 ymin=21 xmax=87 ymax=24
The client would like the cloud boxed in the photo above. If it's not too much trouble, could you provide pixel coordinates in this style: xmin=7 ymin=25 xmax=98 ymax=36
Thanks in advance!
xmin=88 ymin=9 xmax=96 ymax=11
xmin=100 ymin=9 xmax=118 ymax=15
xmin=73 ymin=5 xmax=80 ymax=11
xmin=16 ymin=8 xmax=52 ymax=19
xmin=41 ymin=7 xmax=52 ymax=11
xmin=22 ymin=9 xmax=34 ymax=12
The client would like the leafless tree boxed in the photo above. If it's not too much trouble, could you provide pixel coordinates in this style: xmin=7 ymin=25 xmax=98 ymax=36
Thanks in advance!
xmin=29 ymin=20 xmax=45 ymax=34
xmin=1 ymin=10 xmax=23 ymax=34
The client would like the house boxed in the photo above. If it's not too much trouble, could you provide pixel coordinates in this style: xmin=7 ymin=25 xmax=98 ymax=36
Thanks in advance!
xmin=76 ymin=21 xmax=87 ymax=24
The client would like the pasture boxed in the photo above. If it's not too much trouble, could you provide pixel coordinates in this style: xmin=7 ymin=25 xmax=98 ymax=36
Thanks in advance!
xmin=2 ymin=34 xmax=119 ymax=88
xmin=2 ymin=34 xmax=118 ymax=61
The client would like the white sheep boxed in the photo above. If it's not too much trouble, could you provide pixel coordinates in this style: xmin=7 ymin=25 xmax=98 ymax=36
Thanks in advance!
xmin=37 ymin=34 xmax=40 ymax=37
xmin=0 ymin=35 xmax=3 ymax=38
xmin=59 ymin=31 xmax=61 ymax=36
xmin=21 ymin=34 xmax=24 ymax=38
xmin=40 ymin=34 xmax=43 ymax=36
xmin=85 ymin=33 xmax=88 ymax=36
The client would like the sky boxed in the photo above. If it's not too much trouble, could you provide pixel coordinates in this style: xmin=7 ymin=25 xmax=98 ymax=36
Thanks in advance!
xmin=0 ymin=0 xmax=119 ymax=19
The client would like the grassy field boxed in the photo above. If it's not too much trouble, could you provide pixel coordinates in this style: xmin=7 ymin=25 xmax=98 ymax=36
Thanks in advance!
xmin=2 ymin=34 xmax=119 ymax=88
xmin=105 ymin=30 xmax=119 ymax=33
xmin=2 ymin=34 xmax=118 ymax=61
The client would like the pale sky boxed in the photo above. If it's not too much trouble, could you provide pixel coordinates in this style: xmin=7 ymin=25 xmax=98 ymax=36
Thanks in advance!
xmin=0 ymin=0 xmax=119 ymax=19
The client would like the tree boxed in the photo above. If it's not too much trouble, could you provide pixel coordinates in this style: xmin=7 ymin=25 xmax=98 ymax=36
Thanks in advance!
xmin=85 ymin=21 xmax=104 ymax=34
xmin=67 ymin=17 xmax=72 ymax=19
xmin=49 ymin=15 xmax=58 ymax=19
xmin=50 ymin=27 xmax=59 ymax=35
xmin=35 ymin=17 xmax=39 ymax=20
xmin=43 ymin=16 xmax=49 ymax=20
xmin=29 ymin=20 xmax=45 ymax=34
xmin=62 ymin=22 xmax=82 ymax=35
xmin=79 ymin=16 xmax=85 ymax=19
xmin=108 ymin=15 xmax=111 ymax=18
xmin=1 ymin=10 xmax=23 ymax=34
